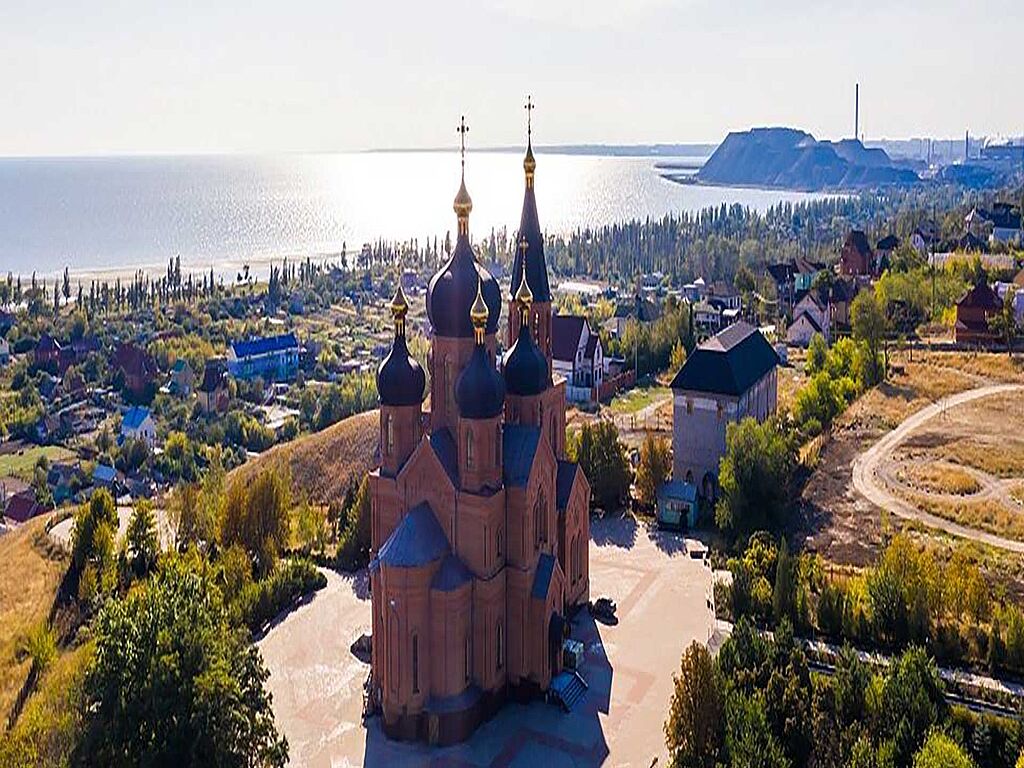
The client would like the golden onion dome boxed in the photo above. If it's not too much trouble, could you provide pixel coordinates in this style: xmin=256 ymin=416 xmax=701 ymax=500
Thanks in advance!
xmin=390 ymin=282 xmax=409 ymax=320
xmin=524 ymin=141 xmax=536 ymax=177
xmin=453 ymin=175 xmax=473 ymax=219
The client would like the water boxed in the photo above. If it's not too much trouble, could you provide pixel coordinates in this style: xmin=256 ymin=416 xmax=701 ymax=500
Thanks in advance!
xmin=0 ymin=152 xmax=827 ymax=279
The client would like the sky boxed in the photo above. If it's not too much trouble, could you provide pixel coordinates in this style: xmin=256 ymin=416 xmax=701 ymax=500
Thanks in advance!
xmin=1 ymin=0 xmax=1020 ymax=156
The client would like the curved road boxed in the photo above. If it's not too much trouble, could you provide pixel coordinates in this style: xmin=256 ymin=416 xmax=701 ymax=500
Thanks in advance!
xmin=851 ymin=383 xmax=1024 ymax=553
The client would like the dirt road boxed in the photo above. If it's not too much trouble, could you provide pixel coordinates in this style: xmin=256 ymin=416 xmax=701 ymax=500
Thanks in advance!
xmin=851 ymin=383 xmax=1024 ymax=553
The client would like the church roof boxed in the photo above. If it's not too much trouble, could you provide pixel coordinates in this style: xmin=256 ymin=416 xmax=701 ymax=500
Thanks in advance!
xmin=510 ymin=159 xmax=551 ymax=303
xmin=502 ymin=322 xmax=549 ymax=397
xmin=555 ymin=460 xmax=579 ymax=511
xmin=428 ymin=429 xmax=460 ymax=486
xmin=376 ymin=335 xmax=426 ymax=407
xmin=670 ymin=321 xmax=778 ymax=397
xmin=532 ymin=552 xmax=556 ymax=599
xmin=502 ymin=425 xmax=541 ymax=487
xmin=431 ymin=553 xmax=473 ymax=592
xmin=426 ymin=238 xmax=501 ymax=338
xmin=455 ymin=344 xmax=506 ymax=419
xmin=375 ymin=501 xmax=449 ymax=569
xmin=551 ymin=315 xmax=586 ymax=362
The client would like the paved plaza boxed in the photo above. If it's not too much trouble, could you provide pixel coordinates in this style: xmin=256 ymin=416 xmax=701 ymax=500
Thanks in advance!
xmin=258 ymin=516 xmax=714 ymax=767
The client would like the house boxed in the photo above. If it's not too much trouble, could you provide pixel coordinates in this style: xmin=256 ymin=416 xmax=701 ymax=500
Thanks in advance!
xmin=169 ymin=359 xmax=195 ymax=396
xmin=995 ymin=283 xmax=1024 ymax=325
xmin=670 ymin=322 xmax=778 ymax=499
xmin=830 ymin=277 xmax=860 ymax=329
xmin=839 ymin=230 xmax=874 ymax=276
xmin=47 ymin=462 xmax=83 ymax=504
xmin=92 ymin=464 xmax=118 ymax=490
xmin=3 ymin=489 xmax=49 ymax=526
xmin=876 ymin=235 xmax=899 ymax=270
xmin=551 ymin=315 xmax=603 ymax=403
xmin=604 ymin=294 xmax=660 ymax=338
xmin=197 ymin=359 xmax=230 ymax=415
xmin=114 ymin=343 xmax=159 ymax=399
xmin=967 ymin=203 xmax=1022 ymax=246
xmin=120 ymin=406 xmax=157 ymax=447
xmin=227 ymin=333 xmax=300 ymax=381
xmin=954 ymin=283 xmax=1003 ymax=346
xmin=787 ymin=292 xmax=831 ymax=346
xmin=656 ymin=480 xmax=699 ymax=531
xmin=708 ymin=280 xmax=741 ymax=312
xmin=767 ymin=258 xmax=827 ymax=313
xmin=35 ymin=334 xmax=62 ymax=370
xmin=911 ymin=223 xmax=940 ymax=255
xmin=692 ymin=300 xmax=721 ymax=336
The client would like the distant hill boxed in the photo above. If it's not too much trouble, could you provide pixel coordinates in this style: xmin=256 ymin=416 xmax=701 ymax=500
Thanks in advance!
xmin=696 ymin=127 xmax=920 ymax=191
xmin=230 ymin=409 xmax=379 ymax=504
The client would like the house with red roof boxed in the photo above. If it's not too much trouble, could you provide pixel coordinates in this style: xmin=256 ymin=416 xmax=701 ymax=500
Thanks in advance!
xmin=954 ymin=283 xmax=1002 ymax=346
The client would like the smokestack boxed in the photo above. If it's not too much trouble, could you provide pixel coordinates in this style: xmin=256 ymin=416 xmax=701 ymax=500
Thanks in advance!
xmin=854 ymin=83 xmax=859 ymax=141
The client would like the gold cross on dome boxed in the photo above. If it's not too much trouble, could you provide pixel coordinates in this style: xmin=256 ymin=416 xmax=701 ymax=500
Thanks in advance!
xmin=524 ymin=96 xmax=534 ymax=139
xmin=457 ymin=116 xmax=469 ymax=169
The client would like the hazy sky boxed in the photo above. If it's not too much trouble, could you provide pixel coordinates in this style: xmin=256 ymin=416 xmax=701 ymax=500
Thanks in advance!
xmin=1 ymin=0 xmax=1020 ymax=156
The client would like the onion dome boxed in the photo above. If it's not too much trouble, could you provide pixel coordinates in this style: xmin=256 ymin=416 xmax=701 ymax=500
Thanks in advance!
xmin=376 ymin=283 xmax=426 ymax=407
xmin=426 ymin=150 xmax=501 ymax=338
xmin=455 ymin=279 xmax=505 ymax=419
xmin=502 ymin=272 xmax=549 ymax=396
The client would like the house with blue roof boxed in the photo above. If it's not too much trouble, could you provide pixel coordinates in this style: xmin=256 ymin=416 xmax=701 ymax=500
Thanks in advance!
xmin=226 ymin=333 xmax=300 ymax=381
xmin=120 ymin=406 xmax=156 ymax=448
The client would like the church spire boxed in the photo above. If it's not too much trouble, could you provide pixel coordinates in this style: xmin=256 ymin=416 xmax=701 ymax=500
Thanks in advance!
xmin=523 ymin=95 xmax=536 ymax=188
xmin=470 ymin=274 xmax=489 ymax=345
xmin=454 ymin=116 xmax=472 ymax=236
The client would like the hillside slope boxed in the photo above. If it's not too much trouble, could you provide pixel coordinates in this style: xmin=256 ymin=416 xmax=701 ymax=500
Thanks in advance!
xmin=230 ymin=409 xmax=379 ymax=505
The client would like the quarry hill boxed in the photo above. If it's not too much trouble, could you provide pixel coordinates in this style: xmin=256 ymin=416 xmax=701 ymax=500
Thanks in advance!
xmin=697 ymin=127 xmax=920 ymax=191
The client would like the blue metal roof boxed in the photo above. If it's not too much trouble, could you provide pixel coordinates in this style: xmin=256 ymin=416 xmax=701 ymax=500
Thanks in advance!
xmin=431 ymin=553 xmax=473 ymax=592
xmin=230 ymin=333 xmax=299 ymax=359
xmin=658 ymin=480 xmax=698 ymax=503
xmin=121 ymin=406 xmax=151 ymax=431
xmin=531 ymin=552 xmax=556 ymax=600
xmin=555 ymin=460 xmax=579 ymax=511
xmin=428 ymin=429 xmax=459 ymax=486
xmin=377 ymin=501 xmax=450 ymax=568
xmin=502 ymin=425 xmax=541 ymax=488
xmin=93 ymin=464 xmax=117 ymax=484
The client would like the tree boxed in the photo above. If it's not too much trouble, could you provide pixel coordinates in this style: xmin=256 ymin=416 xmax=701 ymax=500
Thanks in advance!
xmin=772 ymin=538 xmax=798 ymax=626
xmin=988 ymin=286 xmax=1019 ymax=357
xmin=851 ymin=289 xmax=887 ymax=386
xmin=877 ymin=646 xmax=947 ymax=766
xmin=724 ymin=692 xmax=790 ymax=768
xmin=806 ymin=332 xmax=827 ymax=375
xmin=635 ymin=434 xmax=671 ymax=510
xmin=294 ymin=497 xmax=327 ymax=556
xmin=913 ymin=731 xmax=974 ymax=768
xmin=715 ymin=418 xmax=794 ymax=539
xmin=125 ymin=500 xmax=159 ymax=578
xmin=670 ymin=339 xmax=688 ymax=375
xmin=336 ymin=477 xmax=371 ymax=571
xmin=221 ymin=467 xmax=291 ymax=578
xmin=78 ymin=556 xmax=288 ymax=767
xmin=567 ymin=420 xmax=632 ymax=512
xmin=664 ymin=641 xmax=723 ymax=768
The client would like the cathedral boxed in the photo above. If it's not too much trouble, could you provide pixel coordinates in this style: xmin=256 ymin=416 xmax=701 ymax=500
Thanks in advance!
xmin=367 ymin=114 xmax=591 ymax=745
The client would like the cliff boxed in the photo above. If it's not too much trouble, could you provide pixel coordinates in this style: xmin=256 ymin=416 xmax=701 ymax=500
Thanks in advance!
xmin=696 ymin=127 xmax=919 ymax=191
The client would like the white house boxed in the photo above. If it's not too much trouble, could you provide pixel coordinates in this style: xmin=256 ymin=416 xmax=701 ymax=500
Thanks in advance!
xmin=552 ymin=315 xmax=604 ymax=403
xmin=787 ymin=292 xmax=830 ymax=347
xmin=120 ymin=406 xmax=157 ymax=448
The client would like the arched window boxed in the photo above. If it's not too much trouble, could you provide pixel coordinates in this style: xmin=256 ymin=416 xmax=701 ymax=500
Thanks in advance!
xmin=495 ymin=423 xmax=502 ymax=466
xmin=464 ymin=634 xmax=471 ymax=683
xmin=385 ymin=413 xmax=394 ymax=456
xmin=496 ymin=527 xmax=503 ymax=559
xmin=412 ymin=633 xmax=419 ymax=694
xmin=496 ymin=622 xmax=503 ymax=671
xmin=466 ymin=428 xmax=475 ymax=469
xmin=534 ymin=491 xmax=546 ymax=548
xmin=444 ymin=357 xmax=452 ymax=414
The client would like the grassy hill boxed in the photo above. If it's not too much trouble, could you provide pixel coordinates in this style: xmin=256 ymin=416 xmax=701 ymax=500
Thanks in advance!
xmin=0 ymin=513 xmax=67 ymax=726
xmin=229 ymin=409 xmax=379 ymax=505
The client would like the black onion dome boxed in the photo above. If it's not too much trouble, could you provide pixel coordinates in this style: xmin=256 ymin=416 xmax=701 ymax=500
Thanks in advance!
xmin=376 ymin=335 xmax=426 ymax=406
xmin=427 ymin=238 xmax=501 ymax=338
xmin=502 ymin=322 xmax=549 ymax=396
xmin=455 ymin=344 xmax=505 ymax=419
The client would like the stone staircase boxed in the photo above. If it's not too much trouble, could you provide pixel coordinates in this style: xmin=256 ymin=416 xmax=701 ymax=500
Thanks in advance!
xmin=550 ymin=670 xmax=589 ymax=712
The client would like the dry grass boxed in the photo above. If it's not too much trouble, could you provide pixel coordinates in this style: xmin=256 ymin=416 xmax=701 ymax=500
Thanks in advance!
xmin=902 ymin=491 xmax=1024 ymax=542
xmin=229 ymin=409 xmax=379 ymax=505
xmin=937 ymin=441 xmax=1024 ymax=479
xmin=0 ymin=513 xmax=67 ymax=725
xmin=898 ymin=463 xmax=981 ymax=496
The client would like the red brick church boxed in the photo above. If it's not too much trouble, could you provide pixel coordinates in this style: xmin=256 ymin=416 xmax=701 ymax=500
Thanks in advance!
xmin=367 ymin=118 xmax=591 ymax=745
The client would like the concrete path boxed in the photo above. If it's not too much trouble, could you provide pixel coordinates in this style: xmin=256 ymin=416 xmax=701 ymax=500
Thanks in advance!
xmin=258 ymin=517 xmax=715 ymax=767
xmin=851 ymin=383 xmax=1024 ymax=553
